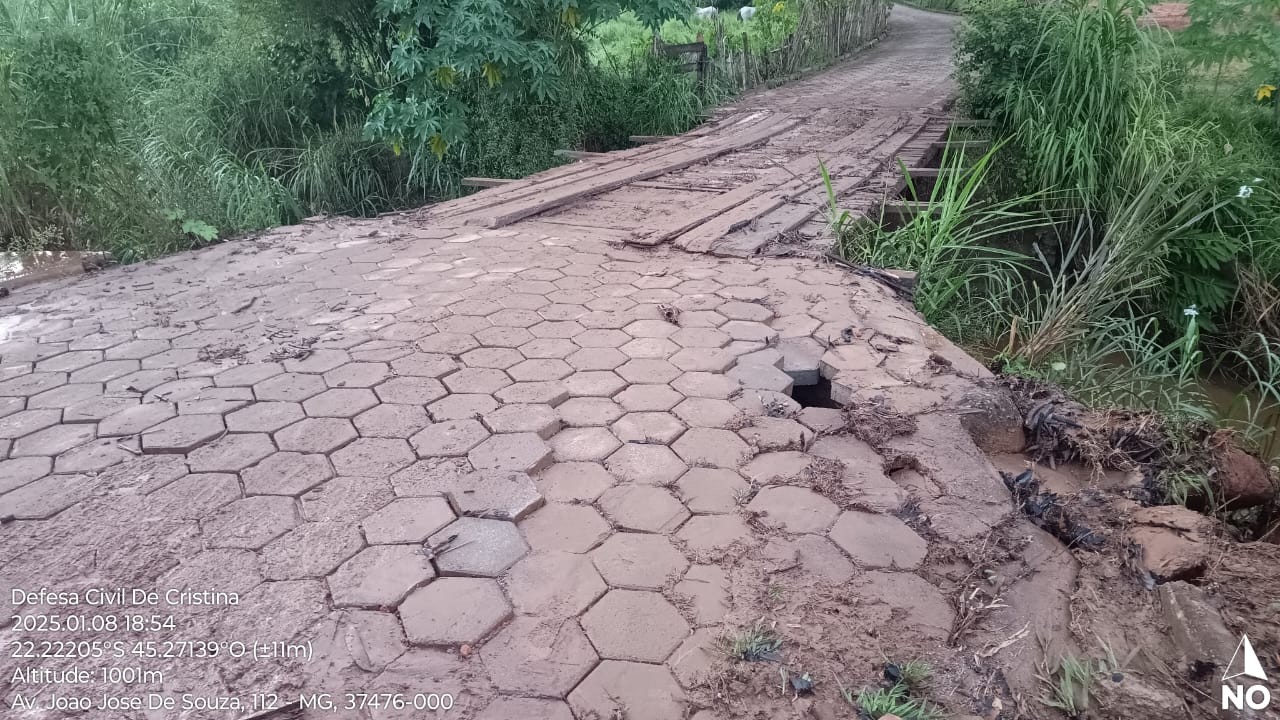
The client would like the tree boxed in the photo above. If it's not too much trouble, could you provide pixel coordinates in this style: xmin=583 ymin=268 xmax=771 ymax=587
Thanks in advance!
xmin=364 ymin=0 xmax=691 ymax=159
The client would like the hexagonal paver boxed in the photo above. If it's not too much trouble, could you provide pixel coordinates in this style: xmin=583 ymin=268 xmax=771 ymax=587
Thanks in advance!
xmin=390 ymin=353 xmax=458 ymax=377
xmin=481 ymin=616 xmax=599 ymax=697
xmin=214 ymin=362 xmax=284 ymax=387
xmin=417 ymin=333 xmax=480 ymax=355
xmin=29 ymin=383 xmax=103 ymax=410
xmin=726 ymin=363 xmax=793 ymax=394
xmin=566 ymin=347 xmax=626 ymax=371
xmin=331 ymin=438 xmax=415 ymax=477
xmin=95 ymin=403 xmax=175 ymax=437
xmin=671 ymin=397 xmax=740 ymax=428
xmin=260 ymin=522 xmax=364 ymax=580
xmin=62 ymin=395 xmax=137 ymax=423
xmin=519 ymin=503 xmax=610 ymax=553
xmin=203 ymin=496 xmax=300 ymax=549
xmin=670 ymin=328 xmax=730 ymax=348
xmin=494 ymin=381 xmax=569 ymax=406
xmin=443 ymin=368 xmax=512 ymax=395
xmin=761 ymin=534 xmax=855 ymax=584
xmin=468 ymin=432 xmax=551 ymax=472
xmin=226 ymin=402 xmax=304 ymax=433
xmin=610 ymin=412 xmax=686 ymax=445
xmin=564 ymin=371 xmax=627 ymax=398
xmin=353 ymin=403 xmax=431 ymax=438
xmin=0 ymin=473 xmax=100 ymax=519
xmin=427 ymin=393 xmax=500 ymax=420
xmin=136 ymin=414 xmax=222 ymax=454
xmin=284 ymin=349 xmax=350 ymax=374
xmin=828 ymin=511 xmax=928 ymax=569
xmin=581 ymin=590 xmax=689 ymax=662
xmin=481 ymin=404 xmax=561 ymax=438
xmin=400 ymin=578 xmax=512 ymax=646
xmin=677 ymin=515 xmax=755 ymax=554
xmin=737 ymin=416 xmax=813 ymax=451
xmin=569 ymin=660 xmax=685 ymax=720
xmin=676 ymin=468 xmax=748 ymax=513
xmin=410 ymin=419 xmax=491 ymax=458
xmin=187 ymin=432 xmax=277 ymax=473
xmin=0 ymin=456 xmax=52 ymax=494
xmin=536 ymin=462 xmax=615 ymax=502
xmin=745 ymin=486 xmax=839 ymax=533
xmin=556 ymin=397 xmax=625 ymax=427
xmin=674 ymin=565 xmax=729 ymax=626
xmin=609 ymin=385 xmax=681 ymax=413
xmin=604 ymin=444 xmax=687 ymax=485
xmin=11 ymin=424 xmax=97 ymax=457
xmin=361 ymin=497 xmax=456 ymax=544
xmin=549 ymin=427 xmax=622 ymax=462
xmin=599 ymin=486 xmax=690 ymax=534
xmin=374 ymin=376 xmax=447 ymax=405
xmin=476 ymin=698 xmax=573 ymax=720
xmin=616 ymin=359 xmax=680 ymax=385
xmin=428 ymin=517 xmax=528 ymax=577
xmin=302 ymin=388 xmax=379 ymax=418
xmin=323 ymin=362 xmax=391 ymax=388
xmin=461 ymin=347 xmax=524 ymax=369
xmin=275 ymin=417 xmax=357 ymax=454
xmin=254 ymin=372 xmax=328 ymax=402
xmin=592 ymin=533 xmax=689 ymax=590
xmin=672 ymin=428 xmax=750 ymax=468
xmin=301 ymin=475 xmax=394 ymax=522
xmin=329 ymin=545 xmax=435 ymax=608
xmin=242 ymin=452 xmax=333 ymax=496
xmin=671 ymin=372 xmax=739 ymax=399
xmin=505 ymin=550 xmax=608 ymax=617
xmin=623 ymin=320 xmax=678 ymax=339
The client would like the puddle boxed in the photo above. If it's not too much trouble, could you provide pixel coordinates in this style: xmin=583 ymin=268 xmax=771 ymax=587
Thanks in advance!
xmin=0 ymin=250 xmax=110 ymax=292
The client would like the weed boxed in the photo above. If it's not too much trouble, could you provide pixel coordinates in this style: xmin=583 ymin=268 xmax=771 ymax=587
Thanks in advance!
xmin=720 ymin=619 xmax=782 ymax=661
xmin=1037 ymin=654 xmax=1095 ymax=718
xmin=848 ymin=683 xmax=942 ymax=720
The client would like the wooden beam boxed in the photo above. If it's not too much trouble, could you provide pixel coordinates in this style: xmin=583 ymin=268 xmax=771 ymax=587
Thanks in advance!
xmin=900 ymin=167 xmax=941 ymax=179
xmin=928 ymin=139 xmax=991 ymax=152
xmin=629 ymin=135 xmax=674 ymax=145
xmin=554 ymin=149 xmax=607 ymax=160
xmin=461 ymin=177 xmax=515 ymax=188
xmin=948 ymin=118 xmax=996 ymax=130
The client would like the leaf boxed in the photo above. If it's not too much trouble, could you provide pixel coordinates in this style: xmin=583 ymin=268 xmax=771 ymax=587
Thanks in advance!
xmin=181 ymin=220 xmax=219 ymax=242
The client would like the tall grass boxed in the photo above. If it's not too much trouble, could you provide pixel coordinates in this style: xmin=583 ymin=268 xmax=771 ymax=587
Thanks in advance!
xmin=0 ymin=0 xmax=729 ymax=260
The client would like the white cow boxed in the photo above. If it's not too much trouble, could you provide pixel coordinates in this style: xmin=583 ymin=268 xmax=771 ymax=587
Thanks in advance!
xmin=694 ymin=6 xmax=718 ymax=19
xmin=739 ymin=6 xmax=757 ymax=20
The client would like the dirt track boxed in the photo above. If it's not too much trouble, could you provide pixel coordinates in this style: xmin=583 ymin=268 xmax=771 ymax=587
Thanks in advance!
xmin=1 ymin=7 xmax=1264 ymax=720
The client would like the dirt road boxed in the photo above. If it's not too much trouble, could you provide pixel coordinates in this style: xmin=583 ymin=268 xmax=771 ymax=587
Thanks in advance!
xmin=1 ymin=7 xmax=1249 ymax=720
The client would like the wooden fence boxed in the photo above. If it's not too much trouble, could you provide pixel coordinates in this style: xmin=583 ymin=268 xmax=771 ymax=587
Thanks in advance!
xmin=657 ymin=0 xmax=892 ymax=95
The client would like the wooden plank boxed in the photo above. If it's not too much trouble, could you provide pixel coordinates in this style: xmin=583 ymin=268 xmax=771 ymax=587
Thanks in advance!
xmin=708 ymin=117 xmax=934 ymax=257
xmin=434 ymin=110 xmax=773 ymax=220
xmin=554 ymin=149 xmax=607 ymax=160
xmin=472 ymin=115 xmax=803 ymax=229
xmin=636 ymin=114 xmax=905 ymax=249
xmin=949 ymin=118 xmax=995 ymax=130
xmin=928 ymin=138 xmax=991 ymax=152
xmin=675 ymin=191 xmax=787 ymax=252
xmin=630 ymin=135 xmax=674 ymax=145
xmin=900 ymin=167 xmax=941 ymax=179
xmin=630 ymin=181 xmax=727 ymax=192
xmin=461 ymin=177 xmax=515 ymax=188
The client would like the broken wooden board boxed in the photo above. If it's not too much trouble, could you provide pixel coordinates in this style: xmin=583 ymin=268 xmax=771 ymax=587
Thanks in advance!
xmin=469 ymin=114 xmax=802 ymax=229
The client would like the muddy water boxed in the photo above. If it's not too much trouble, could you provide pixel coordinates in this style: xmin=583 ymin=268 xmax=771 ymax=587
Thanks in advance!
xmin=1204 ymin=376 xmax=1280 ymax=461
xmin=0 ymin=250 xmax=109 ymax=291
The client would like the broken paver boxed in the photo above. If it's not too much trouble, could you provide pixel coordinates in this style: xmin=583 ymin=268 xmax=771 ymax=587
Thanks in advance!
xmin=361 ymin=497 xmax=456 ymax=544
xmin=399 ymin=577 xmax=512 ymax=646
xmin=428 ymin=517 xmax=528 ymax=577
xmin=329 ymin=544 xmax=435 ymax=608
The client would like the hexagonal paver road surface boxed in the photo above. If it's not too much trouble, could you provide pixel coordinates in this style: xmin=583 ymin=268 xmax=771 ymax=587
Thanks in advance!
xmin=0 ymin=38 xmax=998 ymax=709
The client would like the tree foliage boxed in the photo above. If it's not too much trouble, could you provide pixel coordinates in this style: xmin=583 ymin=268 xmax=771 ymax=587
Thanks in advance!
xmin=365 ymin=0 xmax=692 ymax=158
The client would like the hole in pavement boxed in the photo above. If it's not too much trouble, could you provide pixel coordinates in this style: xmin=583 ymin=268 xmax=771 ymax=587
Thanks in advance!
xmin=791 ymin=376 xmax=840 ymax=409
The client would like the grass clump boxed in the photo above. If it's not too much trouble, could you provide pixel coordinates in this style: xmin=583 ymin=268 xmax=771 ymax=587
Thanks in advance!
xmin=720 ymin=619 xmax=782 ymax=661
xmin=844 ymin=660 xmax=941 ymax=720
